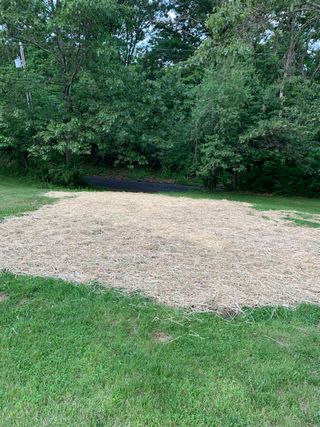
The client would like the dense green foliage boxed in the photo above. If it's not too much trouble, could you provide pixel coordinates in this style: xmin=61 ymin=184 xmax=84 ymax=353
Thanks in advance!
xmin=1 ymin=0 xmax=320 ymax=195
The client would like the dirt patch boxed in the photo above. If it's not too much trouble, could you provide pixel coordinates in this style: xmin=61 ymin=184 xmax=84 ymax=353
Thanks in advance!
xmin=154 ymin=331 xmax=173 ymax=343
xmin=0 ymin=293 xmax=7 ymax=303
xmin=0 ymin=191 xmax=319 ymax=311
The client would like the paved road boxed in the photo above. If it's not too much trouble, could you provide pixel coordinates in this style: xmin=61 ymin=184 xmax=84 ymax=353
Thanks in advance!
xmin=84 ymin=176 xmax=202 ymax=193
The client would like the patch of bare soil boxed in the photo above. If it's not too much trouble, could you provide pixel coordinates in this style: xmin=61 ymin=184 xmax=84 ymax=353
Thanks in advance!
xmin=0 ymin=191 xmax=319 ymax=311
xmin=154 ymin=331 xmax=173 ymax=343
xmin=0 ymin=293 xmax=7 ymax=303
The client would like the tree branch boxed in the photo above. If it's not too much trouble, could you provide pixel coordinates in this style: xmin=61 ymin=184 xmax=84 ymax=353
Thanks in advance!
xmin=10 ymin=34 xmax=51 ymax=54
xmin=305 ymin=1 xmax=320 ymax=11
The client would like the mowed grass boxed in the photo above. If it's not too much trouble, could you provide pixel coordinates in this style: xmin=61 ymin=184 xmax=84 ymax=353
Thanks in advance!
xmin=0 ymin=175 xmax=54 ymax=220
xmin=0 ymin=175 xmax=320 ymax=426
xmin=0 ymin=274 xmax=320 ymax=427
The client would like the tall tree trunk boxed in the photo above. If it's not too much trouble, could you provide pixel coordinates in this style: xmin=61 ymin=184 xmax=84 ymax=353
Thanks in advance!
xmin=280 ymin=13 xmax=296 ymax=99
xmin=65 ymin=146 xmax=72 ymax=165
xmin=232 ymin=170 xmax=238 ymax=191
xmin=64 ymin=84 xmax=73 ymax=166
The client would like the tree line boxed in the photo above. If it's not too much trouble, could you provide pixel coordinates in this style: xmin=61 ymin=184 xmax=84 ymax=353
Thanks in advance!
xmin=0 ymin=0 xmax=320 ymax=196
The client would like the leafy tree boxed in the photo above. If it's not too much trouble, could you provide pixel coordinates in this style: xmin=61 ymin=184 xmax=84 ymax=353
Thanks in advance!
xmin=0 ymin=0 xmax=319 ymax=195
xmin=189 ymin=0 xmax=320 ymax=194
xmin=0 ymin=0 xmax=122 ymax=167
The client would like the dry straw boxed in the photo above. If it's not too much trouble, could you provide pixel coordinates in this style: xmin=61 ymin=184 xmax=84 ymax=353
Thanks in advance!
xmin=0 ymin=191 xmax=319 ymax=311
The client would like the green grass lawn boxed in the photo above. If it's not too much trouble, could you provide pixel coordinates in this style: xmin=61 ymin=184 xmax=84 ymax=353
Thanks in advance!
xmin=0 ymin=175 xmax=54 ymax=220
xmin=0 ymin=274 xmax=319 ymax=427
xmin=0 ymin=175 xmax=320 ymax=426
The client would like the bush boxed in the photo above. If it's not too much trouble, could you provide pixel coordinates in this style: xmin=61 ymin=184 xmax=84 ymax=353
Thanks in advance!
xmin=240 ymin=164 xmax=320 ymax=197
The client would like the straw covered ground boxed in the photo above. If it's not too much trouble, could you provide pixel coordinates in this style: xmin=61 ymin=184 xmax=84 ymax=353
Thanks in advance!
xmin=0 ymin=191 xmax=319 ymax=311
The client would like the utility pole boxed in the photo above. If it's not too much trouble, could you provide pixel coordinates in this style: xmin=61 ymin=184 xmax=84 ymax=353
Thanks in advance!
xmin=19 ymin=42 xmax=26 ymax=68
xmin=15 ymin=42 xmax=32 ymax=108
